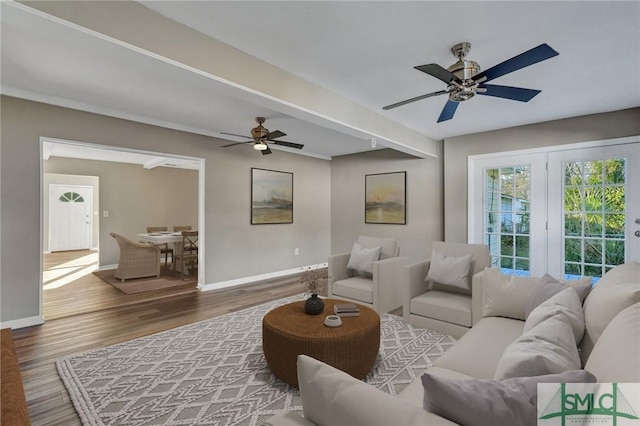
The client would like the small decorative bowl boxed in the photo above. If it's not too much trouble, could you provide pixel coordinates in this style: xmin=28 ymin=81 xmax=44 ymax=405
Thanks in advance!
xmin=324 ymin=315 xmax=342 ymax=327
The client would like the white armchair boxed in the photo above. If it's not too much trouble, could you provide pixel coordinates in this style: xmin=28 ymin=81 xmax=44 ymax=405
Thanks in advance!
xmin=328 ymin=236 xmax=404 ymax=314
xmin=402 ymin=241 xmax=490 ymax=338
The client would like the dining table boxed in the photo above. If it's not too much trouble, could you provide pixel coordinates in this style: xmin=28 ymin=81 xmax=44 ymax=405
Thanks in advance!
xmin=136 ymin=232 xmax=191 ymax=274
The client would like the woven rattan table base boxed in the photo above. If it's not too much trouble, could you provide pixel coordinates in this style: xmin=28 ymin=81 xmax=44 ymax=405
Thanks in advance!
xmin=262 ymin=298 xmax=380 ymax=387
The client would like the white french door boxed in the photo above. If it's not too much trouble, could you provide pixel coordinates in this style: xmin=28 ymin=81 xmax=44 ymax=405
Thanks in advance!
xmin=548 ymin=143 xmax=640 ymax=279
xmin=469 ymin=138 xmax=640 ymax=280
xmin=49 ymin=184 xmax=93 ymax=252
xmin=469 ymin=153 xmax=547 ymax=276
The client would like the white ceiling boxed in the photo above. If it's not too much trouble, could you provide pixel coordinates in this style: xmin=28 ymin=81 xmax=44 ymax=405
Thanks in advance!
xmin=2 ymin=1 xmax=639 ymax=161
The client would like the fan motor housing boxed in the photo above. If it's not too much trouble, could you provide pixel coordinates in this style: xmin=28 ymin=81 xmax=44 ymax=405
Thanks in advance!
xmin=448 ymin=59 xmax=481 ymax=81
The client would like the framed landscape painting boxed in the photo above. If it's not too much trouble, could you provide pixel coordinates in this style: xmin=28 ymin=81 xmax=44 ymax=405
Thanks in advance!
xmin=251 ymin=168 xmax=293 ymax=225
xmin=365 ymin=171 xmax=406 ymax=224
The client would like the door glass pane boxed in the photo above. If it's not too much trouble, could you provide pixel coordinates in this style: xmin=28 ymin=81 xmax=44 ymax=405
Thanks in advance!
xmin=562 ymin=158 xmax=626 ymax=280
xmin=484 ymin=165 xmax=531 ymax=276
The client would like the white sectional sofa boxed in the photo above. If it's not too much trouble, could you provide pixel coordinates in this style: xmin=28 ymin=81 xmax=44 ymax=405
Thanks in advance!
xmin=264 ymin=262 xmax=640 ymax=426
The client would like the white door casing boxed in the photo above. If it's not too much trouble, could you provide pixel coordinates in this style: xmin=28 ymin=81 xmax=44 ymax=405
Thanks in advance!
xmin=49 ymin=184 xmax=93 ymax=251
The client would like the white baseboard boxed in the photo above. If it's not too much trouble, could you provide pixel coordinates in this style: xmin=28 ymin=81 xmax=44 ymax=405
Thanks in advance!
xmin=99 ymin=264 xmax=117 ymax=271
xmin=200 ymin=262 xmax=328 ymax=292
xmin=1 ymin=315 xmax=44 ymax=330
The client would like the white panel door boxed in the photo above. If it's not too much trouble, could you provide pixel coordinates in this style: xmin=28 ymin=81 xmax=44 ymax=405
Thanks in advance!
xmin=548 ymin=143 xmax=640 ymax=279
xmin=49 ymin=185 xmax=93 ymax=251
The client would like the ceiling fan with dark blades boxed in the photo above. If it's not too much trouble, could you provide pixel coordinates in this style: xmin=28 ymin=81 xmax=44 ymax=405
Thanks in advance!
xmin=220 ymin=117 xmax=304 ymax=155
xmin=383 ymin=42 xmax=559 ymax=123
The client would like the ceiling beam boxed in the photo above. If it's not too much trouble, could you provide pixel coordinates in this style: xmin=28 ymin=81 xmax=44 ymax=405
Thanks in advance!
xmin=19 ymin=0 xmax=439 ymax=158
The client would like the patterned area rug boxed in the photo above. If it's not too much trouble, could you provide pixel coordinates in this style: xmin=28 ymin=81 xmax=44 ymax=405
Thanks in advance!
xmin=57 ymin=295 xmax=455 ymax=426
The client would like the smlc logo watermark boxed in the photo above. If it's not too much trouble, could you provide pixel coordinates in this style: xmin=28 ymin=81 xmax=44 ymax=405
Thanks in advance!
xmin=538 ymin=383 xmax=640 ymax=425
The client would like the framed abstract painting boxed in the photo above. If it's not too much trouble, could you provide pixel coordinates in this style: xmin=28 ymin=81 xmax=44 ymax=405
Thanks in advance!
xmin=251 ymin=168 xmax=293 ymax=224
xmin=365 ymin=171 xmax=406 ymax=224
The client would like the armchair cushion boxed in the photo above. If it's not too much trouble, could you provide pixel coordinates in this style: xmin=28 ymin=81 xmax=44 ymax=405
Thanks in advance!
xmin=357 ymin=236 xmax=398 ymax=259
xmin=411 ymin=291 xmax=472 ymax=327
xmin=427 ymin=250 xmax=473 ymax=290
xmin=332 ymin=276 xmax=373 ymax=304
xmin=347 ymin=242 xmax=382 ymax=275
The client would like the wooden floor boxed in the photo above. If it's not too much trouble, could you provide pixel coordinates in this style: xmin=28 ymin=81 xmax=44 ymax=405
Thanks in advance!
xmin=12 ymin=251 xmax=326 ymax=425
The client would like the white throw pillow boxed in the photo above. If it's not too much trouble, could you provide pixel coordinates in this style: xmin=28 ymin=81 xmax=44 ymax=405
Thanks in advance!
xmin=482 ymin=268 xmax=538 ymax=321
xmin=347 ymin=242 xmax=382 ymax=275
xmin=524 ymin=287 xmax=585 ymax=344
xmin=297 ymin=355 xmax=452 ymax=426
xmin=494 ymin=314 xmax=581 ymax=380
xmin=427 ymin=250 xmax=473 ymax=290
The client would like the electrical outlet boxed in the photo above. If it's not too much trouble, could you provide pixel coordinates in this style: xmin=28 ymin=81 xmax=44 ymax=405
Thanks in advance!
xmin=294 ymin=248 xmax=299 ymax=256
xmin=103 ymin=210 xmax=110 ymax=217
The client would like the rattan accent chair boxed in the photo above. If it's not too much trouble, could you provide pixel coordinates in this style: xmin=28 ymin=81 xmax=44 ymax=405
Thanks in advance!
xmin=110 ymin=232 xmax=161 ymax=282
xmin=146 ymin=226 xmax=173 ymax=266
xmin=174 ymin=231 xmax=198 ymax=280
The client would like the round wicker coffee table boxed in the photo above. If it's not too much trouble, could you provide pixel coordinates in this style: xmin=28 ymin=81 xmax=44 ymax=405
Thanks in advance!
xmin=262 ymin=298 xmax=380 ymax=388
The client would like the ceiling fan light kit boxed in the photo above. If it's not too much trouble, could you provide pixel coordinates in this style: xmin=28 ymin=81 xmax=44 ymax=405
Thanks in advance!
xmin=220 ymin=117 xmax=304 ymax=155
xmin=383 ymin=42 xmax=559 ymax=123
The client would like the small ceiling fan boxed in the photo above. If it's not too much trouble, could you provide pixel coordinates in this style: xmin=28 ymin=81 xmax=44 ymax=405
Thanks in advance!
xmin=383 ymin=42 xmax=559 ymax=123
xmin=220 ymin=117 xmax=304 ymax=155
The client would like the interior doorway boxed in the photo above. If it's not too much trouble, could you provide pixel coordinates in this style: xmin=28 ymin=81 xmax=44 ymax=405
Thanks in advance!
xmin=40 ymin=137 xmax=205 ymax=322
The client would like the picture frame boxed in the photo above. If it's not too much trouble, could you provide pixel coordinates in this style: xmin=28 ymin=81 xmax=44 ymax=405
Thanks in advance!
xmin=365 ymin=171 xmax=406 ymax=224
xmin=251 ymin=168 xmax=293 ymax=225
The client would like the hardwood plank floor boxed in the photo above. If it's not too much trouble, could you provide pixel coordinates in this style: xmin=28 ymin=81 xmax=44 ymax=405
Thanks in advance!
xmin=12 ymin=251 xmax=326 ymax=425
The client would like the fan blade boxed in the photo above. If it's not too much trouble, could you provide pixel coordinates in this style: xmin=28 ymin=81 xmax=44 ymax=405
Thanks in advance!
xmin=477 ymin=84 xmax=541 ymax=102
xmin=261 ymin=146 xmax=273 ymax=155
xmin=415 ymin=64 xmax=462 ymax=85
xmin=472 ymin=43 xmax=559 ymax=83
xmin=437 ymin=100 xmax=459 ymax=123
xmin=220 ymin=141 xmax=250 ymax=148
xmin=273 ymin=140 xmax=304 ymax=149
xmin=220 ymin=132 xmax=251 ymax=139
xmin=266 ymin=130 xmax=286 ymax=140
xmin=383 ymin=90 xmax=449 ymax=110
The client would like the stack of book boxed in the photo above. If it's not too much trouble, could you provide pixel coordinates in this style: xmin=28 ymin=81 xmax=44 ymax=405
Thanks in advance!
xmin=333 ymin=303 xmax=360 ymax=317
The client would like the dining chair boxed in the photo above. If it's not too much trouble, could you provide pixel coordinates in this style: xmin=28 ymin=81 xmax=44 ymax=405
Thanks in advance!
xmin=146 ymin=226 xmax=173 ymax=266
xmin=174 ymin=231 xmax=198 ymax=280
xmin=110 ymin=233 xmax=161 ymax=281
xmin=173 ymin=226 xmax=198 ymax=254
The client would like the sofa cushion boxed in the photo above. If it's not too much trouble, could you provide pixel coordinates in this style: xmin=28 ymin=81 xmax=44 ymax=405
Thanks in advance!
xmin=332 ymin=276 xmax=373 ymax=303
xmin=297 ymin=355 xmax=457 ymax=426
xmin=347 ymin=242 xmax=382 ymax=275
xmin=422 ymin=370 xmax=597 ymax=426
xmin=494 ymin=314 xmax=581 ymax=380
xmin=524 ymin=287 xmax=585 ymax=344
xmin=585 ymin=302 xmax=640 ymax=383
xmin=525 ymin=274 xmax=592 ymax=318
xmin=582 ymin=261 xmax=640 ymax=360
xmin=397 ymin=367 xmax=473 ymax=406
xmin=410 ymin=290 xmax=472 ymax=327
xmin=427 ymin=250 xmax=473 ymax=290
xmin=482 ymin=268 xmax=538 ymax=321
xmin=433 ymin=316 xmax=524 ymax=379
